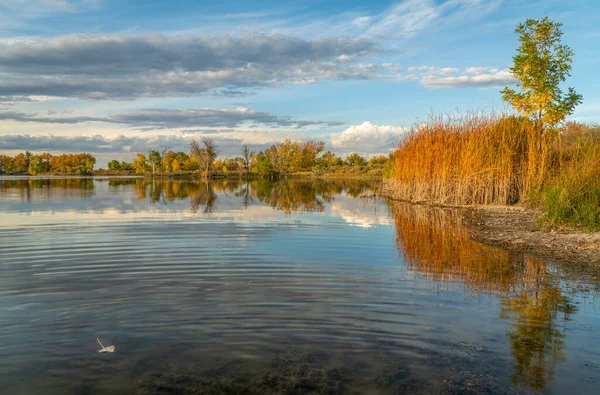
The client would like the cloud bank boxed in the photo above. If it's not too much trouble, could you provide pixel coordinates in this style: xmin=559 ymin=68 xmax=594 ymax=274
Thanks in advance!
xmin=0 ymin=107 xmax=345 ymax=130
xmin=0 ymin=30 xmax=514 ymax=102
xmin=0 ymin=33 xmax=378 ymax=100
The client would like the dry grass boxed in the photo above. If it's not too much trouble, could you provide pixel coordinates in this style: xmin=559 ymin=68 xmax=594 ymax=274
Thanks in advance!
xmin=387 ymin=114 xmax=600 ymax=229
xmin=388 ymin=113 xmax=547 ymax=206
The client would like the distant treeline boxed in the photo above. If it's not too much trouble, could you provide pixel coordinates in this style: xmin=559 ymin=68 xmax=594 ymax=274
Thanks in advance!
xmin=114 ymin=138 xmax=390 ymax=176
xmin=0 ymin=139 xmax=391 ymax=177
xmin=0 ymin=152 xmax=96 ymax=175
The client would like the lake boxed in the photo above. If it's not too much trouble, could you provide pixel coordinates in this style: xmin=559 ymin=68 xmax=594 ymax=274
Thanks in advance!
xmin=0 ymin=177 xmax=599 ymax=394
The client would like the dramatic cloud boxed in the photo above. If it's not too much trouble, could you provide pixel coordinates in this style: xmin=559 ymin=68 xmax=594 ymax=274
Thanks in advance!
xmin=0 ymin=33 xmax=378 ymax=100
xmin=0 ymin=107 xmax=345 ymax=129
xmin=0 ymin=29 xmax=513 ymax=102
xmin=331 ymin=122 xmax=408 ymax=154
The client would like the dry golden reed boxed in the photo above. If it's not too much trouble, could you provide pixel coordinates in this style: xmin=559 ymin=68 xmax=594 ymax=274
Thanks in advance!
xmin=387 ymin=113 xmax=549 ymax=206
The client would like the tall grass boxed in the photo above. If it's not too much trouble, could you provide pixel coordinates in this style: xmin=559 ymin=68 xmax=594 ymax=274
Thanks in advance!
xmin=539 ymin=123 xmax=600 ymax=230
xmin=387 ymin=114 xmax=600 ymax=229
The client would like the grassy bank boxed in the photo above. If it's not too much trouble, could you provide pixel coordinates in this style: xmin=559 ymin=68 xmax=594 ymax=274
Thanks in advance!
xmin=386 ymin=114 xmax=600 ymax=230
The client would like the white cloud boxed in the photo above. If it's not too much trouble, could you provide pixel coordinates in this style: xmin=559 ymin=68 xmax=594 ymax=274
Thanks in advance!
xmin=421 ymin=69 xmax=514 ymax=88
xmin=364 ymin=0 xmax=501 ymax=38
xmin=330 ymin=200 xmax=391 ymax=228
xmin=0 ymin=0 xmax=99 ymax=15
xmin=331 ymin=122 xmax=408 ymax=154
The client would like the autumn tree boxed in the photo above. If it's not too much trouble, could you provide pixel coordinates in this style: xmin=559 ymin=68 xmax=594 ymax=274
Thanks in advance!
xmin=368 ymin=155 xmax=389 ymax=167
xmin=319 ymin=150 xmax=343 ymax=168
xmin=294 ymin=140 xmax=325 ymax=170
xmin=147 ymin=149 xmax=162 ymax=175
xmin=162 ymin=151 xmax=176 ymax=172
xmin=501 ymin=17 xmax=583 ymax=133
xmin=28 ymin=155 xmax=43 ymax=175
xmin=345 ymin=153 xmax=367 ymax=167
xmin=12 ymin=153 xmax=28 ymax=173
xmin=190 ymin=137 xmax=218 ymax=176
xmin=132 ymin=153 xmax=149 ymax=174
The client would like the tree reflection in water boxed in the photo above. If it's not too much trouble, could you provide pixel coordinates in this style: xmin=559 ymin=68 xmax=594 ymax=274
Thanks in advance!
xmin=119 ymin=178 xmax=378 ymax=214
xmin=389 ymin=202 xmax=575 ymax=392
xmin=0 ymin=177 xmax=95 ymax=201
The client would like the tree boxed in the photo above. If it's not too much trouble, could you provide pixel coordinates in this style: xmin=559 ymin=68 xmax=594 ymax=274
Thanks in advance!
xmin=190 ymin=138 xmax=218 ymax=176
xmin=162 ymin=151 xmax=176 ymax=172
xmin=295 ymin=140 xmax=325 ymax=170
xmin=345 ymin=153 xmax=367 ymax=167
xmin=319 ymin=150 xmax=343 ymax=168
xmin=254 ymin=151 xmax=274 ymax=174
xmin=120 ymin=161 xmax=133 ymax=171
xmin=28 ymin=155 xmax=43 ymax=175
xmin=501 ymin=17 xmax=583 ymax=132
xmin=368 ymin=155 xmax=388 ymax=167
xmin=147 ymin=149 xmax=162 ymax=176
xmin=202 ymin=137 xmax=217 ymax=173
xmin=108 ymin=160 xmax=121 ymax=171
xmin=241 ymin=144 xmax=253 ymax=172
xmin=132 ymin=153 xmax=149 ymax=174
xmin=12 ymin=153 xmax=28 ymax=173
xmin=76 ymin=153 xmax=96 ymax=174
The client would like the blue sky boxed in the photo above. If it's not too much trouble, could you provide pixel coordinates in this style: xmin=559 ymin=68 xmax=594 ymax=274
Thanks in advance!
xmin=0 ymin=0 xmax=598 ymax=166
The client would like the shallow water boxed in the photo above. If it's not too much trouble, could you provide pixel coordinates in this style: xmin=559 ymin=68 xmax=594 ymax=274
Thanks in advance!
xmin=0 ymin=177 xmax=599 ymax=394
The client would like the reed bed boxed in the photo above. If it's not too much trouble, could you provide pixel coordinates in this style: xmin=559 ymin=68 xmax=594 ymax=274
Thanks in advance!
xmin=387 ymin=114 xmax=600 ymax=229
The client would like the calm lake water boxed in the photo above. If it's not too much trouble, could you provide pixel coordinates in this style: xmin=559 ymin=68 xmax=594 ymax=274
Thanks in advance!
xmin=1 ymin=177 xmax=599 ymax=394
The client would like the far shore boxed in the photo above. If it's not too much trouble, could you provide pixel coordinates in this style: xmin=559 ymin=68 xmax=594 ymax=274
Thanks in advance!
xmin=0 ymin=169 xmax=384 ymax=179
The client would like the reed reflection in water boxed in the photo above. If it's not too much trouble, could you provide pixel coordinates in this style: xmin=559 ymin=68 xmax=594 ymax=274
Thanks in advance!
xmin=390 ymin=202 xmax=578 ymax=391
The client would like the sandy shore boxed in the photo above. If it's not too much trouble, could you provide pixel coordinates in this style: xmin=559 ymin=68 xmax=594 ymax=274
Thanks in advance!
xmin=464 ymin=205 xmax=600 ymax=264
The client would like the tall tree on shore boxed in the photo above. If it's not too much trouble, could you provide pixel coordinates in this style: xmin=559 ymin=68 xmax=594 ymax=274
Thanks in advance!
xmin=190 ymin=137 xmax=218 ymax=176
xmin=241 ymin=144 xmax=253 ymax=173
xmin=147 ymin=149 xmax=162 ymax=176
xmin=132 ymin=153 xmax=149 ymax=174
xmin=501 ymin=17 xmax=582 ymax=133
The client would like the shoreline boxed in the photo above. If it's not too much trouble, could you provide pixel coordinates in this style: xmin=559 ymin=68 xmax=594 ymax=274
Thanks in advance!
xmin=0 ymin=172 xmax=383 ymax=180
xmin=465 ymin=205 xmax=600 ymax=265
xmin=379 ymin=182 xmax=600 ymax=265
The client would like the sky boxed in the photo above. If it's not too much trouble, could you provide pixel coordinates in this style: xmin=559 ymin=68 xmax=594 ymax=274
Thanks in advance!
xmin=0 ymin=0 xmax=598 ymax=166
